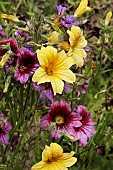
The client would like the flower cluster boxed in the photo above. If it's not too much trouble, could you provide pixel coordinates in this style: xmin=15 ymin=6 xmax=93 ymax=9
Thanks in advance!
xmin=0 ymin=0 xmax=99 ymax=169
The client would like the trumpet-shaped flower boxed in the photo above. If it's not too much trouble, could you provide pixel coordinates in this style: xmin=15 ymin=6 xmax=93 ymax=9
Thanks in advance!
xmin=32 ymin=46 xmax=75 ymax=95
xmin=73 ymin=105 xmax=96 ymax=146
xmin=66 ymin=26 xmax=87 ymax=67
xmin=105 ymin=11 xmax=112 ymax=26
xmin=40 ymin=100 xmax=82 ymax=139
xmin=14 ymin=48 xmax=39 ymax=84
xmin=74 ymin=0 xmax=92 ymax=18
xmin=31 ymin=143 xmax=77 ymax=170
xmin=0 ymin=14 xmax=19 ymax=22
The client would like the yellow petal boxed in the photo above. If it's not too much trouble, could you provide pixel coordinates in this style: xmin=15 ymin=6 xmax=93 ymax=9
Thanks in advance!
xmin=59 ymin=42 xmax=70 ymax=51
xmin=49 ymin=76 xmax=64 ymax=95
xmin=61 ymin=156 xmax=77 ymax=167
xmin=50 ymin=143 xmax=63 ymax=157
xmin=31 ymin=161 xmax=46 ymax=170
xmin=42 ymin=145 xmax=52 ymax=162
xmin=0 ymin=54 xmax=10 ymax=68
xmin=54 ymin=70 xmax=76 ymax=84
xmin=50 ymin=31 xmax=59 ymax=43
xmin=68 ymin=48 xmax=86 ymax=67
xmin=37 ymin=46 xmax=57 ymax=66
xmin=105 ymin=11 xmax=112 ymax=25
xmin=67 ymin=26 xmax=87 ymax=48
xmin=32 ymin=67 xmax=50 ymax=83
xmin=74 ymin=0 xmax=92 ymax=18
xmin=0 ymin=14 xmax=19 ymax=22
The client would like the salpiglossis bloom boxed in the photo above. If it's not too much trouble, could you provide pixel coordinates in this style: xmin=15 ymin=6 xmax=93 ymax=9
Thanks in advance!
xmin=74 ymin=0 xmax=92 ymax=18
xmin=40 ymin=100 xmax=82 ymax=139
xmin=31 ymin=143 xmax=77 ymax=170
xmin=32 ymin=46 xmax=75 ymax=95
xmin=60 ymin=26 xmax=87 ymax=67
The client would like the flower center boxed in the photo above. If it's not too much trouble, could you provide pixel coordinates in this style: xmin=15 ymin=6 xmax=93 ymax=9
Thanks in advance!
xmin=45 ymin=66 xmax=53 ymax=75
xmin=47 ymin=157 xmax=58 ymax=164
xmin=55 ymin=115 xmax=64 ymax=125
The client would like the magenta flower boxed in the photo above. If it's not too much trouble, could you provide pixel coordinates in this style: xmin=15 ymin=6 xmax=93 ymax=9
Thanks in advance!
xmin=0 ymin=114 xmax=12 ymax=145
xmin=54 ymin=3 xmax=79 ymax=28
xmin=40 ymin=100 xmax=82 ymax=140
xmin=14 ymin=48 xmax=39 ymax=84
xmin=0 ymin=38 xmax=18 ymax=55
xmin=73 ymin=105 xmax=96 ymax=146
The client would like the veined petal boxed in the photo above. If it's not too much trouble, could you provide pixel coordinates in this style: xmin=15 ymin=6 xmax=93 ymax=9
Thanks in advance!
xmin=60 ymin=157 xmax=77 ymax=167
xmin=31 ymin=161 xmax=46 ymax=170
xmin=50 ymin=143 xmax=63 ymax=157
xmin=54 ymin=70 xmax=76 ymax=84
xmin=68 ymin=48 xmax=86 ymax=67
xmin=67 ymin=26 xmax=87 ymax=48
xmin=37 ymin=46 xmax=57 ymax=66
xmin=32 ymin=67 xmax=50 ymax=83
xmin=50 ymin=76 xmax=64 ymax=95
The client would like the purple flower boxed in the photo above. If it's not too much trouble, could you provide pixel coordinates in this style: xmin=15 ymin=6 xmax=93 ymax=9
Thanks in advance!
xmin=14 ymin=48 xmax=39 ymax=84
xmin=14 ymin=29 xmax=30 ymax=44
xmin=73 ymin=105 xmax=96 ymax=146
xmin=32 ymin=82 xmax=71 ymax=101
xmin=76 ymin=82 xmax=88 ymax=97
xmin=54 ymin=3 xmax=79 ymax=28
xmin=0 ymin=114 xmax=12 ymax=145
xmin=40 ymin=100 xmax=82 ymax=140
xmin=32 ymin=82 xmax=55 ymax=101
xmin=55 ymin=3 xmax=66 ymax=15
xmin=61 ymin=16 xmax=80 ymax=27
xmin=0 ymin=25 xmax=7 ymax=39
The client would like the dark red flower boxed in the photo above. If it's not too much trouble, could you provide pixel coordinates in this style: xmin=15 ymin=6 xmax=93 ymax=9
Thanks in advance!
xmin=14 ymin=48 xmax=39 ymax=84
xmin=40 ymin=100 xmax=82 ymax=140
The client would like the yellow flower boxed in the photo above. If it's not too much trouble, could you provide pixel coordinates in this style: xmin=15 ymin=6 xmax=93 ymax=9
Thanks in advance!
xmin=32 ymin=46 xmax=75 ymax=95
xmin=31 ymin=143 xmax=77 ymax=170
xmin=50 ymin=31 xmax=59 ymax=43
xmin=0 ymin=54 xmax=10 ymax=68
xmin=67 ymin=26 xmax=87 ymax=67
xmin=105 ymin=11 xmax=112 ymax=26
xmin=74 ymin=0 xmax=92 ymax=18
xmin=0 ymin=14 xmax=19 ymax=22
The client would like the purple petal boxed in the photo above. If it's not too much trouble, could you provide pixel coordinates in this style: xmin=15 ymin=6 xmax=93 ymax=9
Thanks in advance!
xmin=55 ymin=3 xmax=66 ymax=15
xmin=0 ymin=133 xmax=8 ymax=145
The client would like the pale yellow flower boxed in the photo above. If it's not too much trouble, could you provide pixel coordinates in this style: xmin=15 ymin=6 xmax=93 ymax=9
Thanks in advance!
xmin=0 ymin=54 xmax=10 ymax=68
xmin=31 ymin=143 xmax=77 ymax=170
xmin=50 ymin=31 xmax=59 ymax=43
xmin=74 ymin=0 xmax=91 ymax=18
xmin=32 ymin=46 xmax=75 ymax=95
xmin=67 ymin=26 xmax=87 ymax=67
xmin=105 ymin=11 xmax=112 ymax=26
xmin=0 ymin=14 xmax=19 ymax=22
